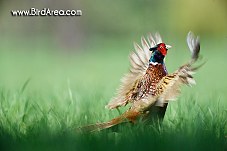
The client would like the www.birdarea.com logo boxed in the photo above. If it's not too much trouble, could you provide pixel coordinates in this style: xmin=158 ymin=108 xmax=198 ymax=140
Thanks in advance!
xmin=11 ymin=8 xmax=82 ymax=17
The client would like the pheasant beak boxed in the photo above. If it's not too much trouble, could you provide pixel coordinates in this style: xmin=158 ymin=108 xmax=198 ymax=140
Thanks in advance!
xmin=166 ymin=45 xmax=172 ymax=50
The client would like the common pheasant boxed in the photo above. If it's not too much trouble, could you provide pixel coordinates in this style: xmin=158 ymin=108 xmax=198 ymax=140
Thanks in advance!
xmin=79 ymin=32 xmax=201 ymax=132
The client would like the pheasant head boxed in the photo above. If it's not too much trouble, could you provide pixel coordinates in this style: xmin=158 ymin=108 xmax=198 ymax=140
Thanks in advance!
xmin=149 ymin=43 xmax=171 ymax=64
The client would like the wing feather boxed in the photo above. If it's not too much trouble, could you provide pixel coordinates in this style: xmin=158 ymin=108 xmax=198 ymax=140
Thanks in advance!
xmin=141 ymin=36 xmax=151 ymax=61
xmin=147 ymin=33 xmax=156 ymax=48
xmin=106 ymin=33 xmax=163 ymax=109
xmin=155 ymin=32 xmax=201 ymax=107
xmin=155 ymin=32 xmax=162 ymax=44
xmin=154 ymin=65 xmax=195 ymax=107
xmin=187 ymin=31 xmax=200 ymax=62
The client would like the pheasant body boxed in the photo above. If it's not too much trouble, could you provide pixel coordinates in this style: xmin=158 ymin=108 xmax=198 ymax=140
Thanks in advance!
xmin=79 ymin=32 xmax=201 ymax=132
xmin=144 ymin=63 xmax=167 ymax=96
xmin=130 ymin=64 xmax=167 ymax=101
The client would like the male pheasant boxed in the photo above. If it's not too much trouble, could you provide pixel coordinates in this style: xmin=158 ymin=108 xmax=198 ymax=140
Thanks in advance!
xmin=79 ymin=32 xmax=201 ymax=132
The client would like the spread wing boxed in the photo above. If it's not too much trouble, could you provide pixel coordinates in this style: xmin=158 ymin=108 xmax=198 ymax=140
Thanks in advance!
xmin=132 ymin=32 xmax=201 ymax=111
xmin=155 ymin=31 xmax=201 ymax=107
xmin=106 ymin=33 xmax=163 ymax=109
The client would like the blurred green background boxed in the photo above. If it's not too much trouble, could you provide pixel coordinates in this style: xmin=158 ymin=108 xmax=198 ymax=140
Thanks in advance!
xmin=0 ymin=0 xmax=226 ymax=150
xmin=0 ymin=0 xmax=226 ymax=101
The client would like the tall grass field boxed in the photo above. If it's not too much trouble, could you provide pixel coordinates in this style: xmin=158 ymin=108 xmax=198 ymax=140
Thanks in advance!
xmin=0 ymin=36 xmax=226 ymax=151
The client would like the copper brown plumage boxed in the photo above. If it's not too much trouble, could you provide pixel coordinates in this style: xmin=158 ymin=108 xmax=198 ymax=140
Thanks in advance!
xmin=78 ymin=32 xmax=201 ymax=132
xmin=130 ymin=64 xmax=167 ymax=101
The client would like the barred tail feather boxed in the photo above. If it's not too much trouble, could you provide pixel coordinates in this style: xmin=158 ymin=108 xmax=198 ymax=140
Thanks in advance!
xmin=78 ymin=117 xmax=125 ymax=132
xmin=78 ymin=110 xmax=140 ymax=132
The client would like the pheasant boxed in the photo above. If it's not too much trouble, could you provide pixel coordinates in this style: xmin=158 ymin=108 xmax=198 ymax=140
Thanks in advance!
xmin=79 ymin=32 xmax=201 ymax=132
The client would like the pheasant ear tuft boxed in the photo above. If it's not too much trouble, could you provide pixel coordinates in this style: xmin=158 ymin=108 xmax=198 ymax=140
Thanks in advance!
xmin=149 ymin=46 xmax=157 ymax=51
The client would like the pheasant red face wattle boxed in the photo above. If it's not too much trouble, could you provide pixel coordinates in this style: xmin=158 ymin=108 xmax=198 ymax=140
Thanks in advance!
xmin=157 ymin=43 xmax=168 ymax=56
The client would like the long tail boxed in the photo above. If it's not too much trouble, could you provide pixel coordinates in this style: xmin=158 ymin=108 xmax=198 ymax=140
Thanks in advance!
xmin=78 ymin=110 xmax=140 ymax=132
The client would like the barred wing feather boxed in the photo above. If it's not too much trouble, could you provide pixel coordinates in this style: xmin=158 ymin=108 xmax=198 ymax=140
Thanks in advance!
xmin=155 ymin=31 xmax=201 ymax=107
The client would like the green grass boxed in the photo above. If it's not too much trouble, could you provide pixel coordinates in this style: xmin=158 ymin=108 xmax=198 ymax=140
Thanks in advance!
xmin=0 ymin=36 xmax=226 ymax=151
